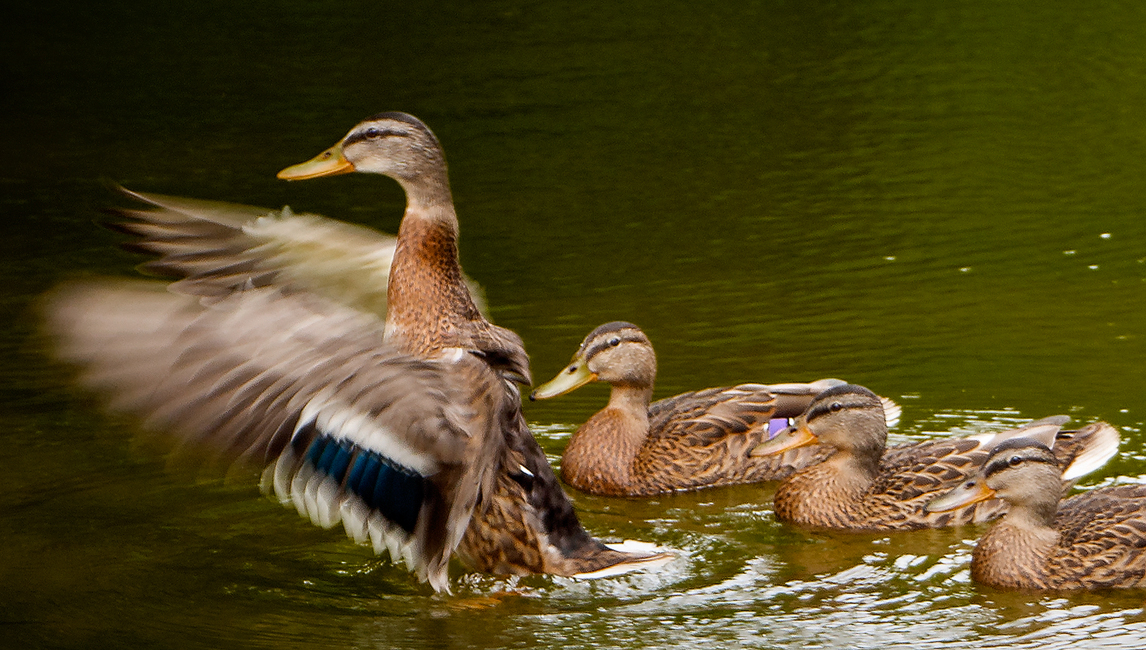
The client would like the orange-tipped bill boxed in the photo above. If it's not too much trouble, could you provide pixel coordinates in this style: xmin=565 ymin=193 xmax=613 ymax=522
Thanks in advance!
xmin=924 ymin=475 xmax=996 ymax=513
xmin=751 ymin=419 xmax=818 ymax=457
xmin=277 ymin=143 xmax=355 ymax=180
xmin=530 ymin=355 xmax=596 ymax=400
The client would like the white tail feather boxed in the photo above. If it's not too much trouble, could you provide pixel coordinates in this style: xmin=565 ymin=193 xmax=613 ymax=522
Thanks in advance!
xmin=881 ymin=397 xmax=902 ymax=430
xmin=1062 ymin=422 xmax=1121 ymax=481
xmin=572 ymin=541 xmax=674 ymax=579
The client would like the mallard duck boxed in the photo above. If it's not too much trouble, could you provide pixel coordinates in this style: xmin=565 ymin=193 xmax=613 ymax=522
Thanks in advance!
xmin=926 ymin=438 xmax=1143 ymax=590
xmin=529 ymin=321 xmax=899 ymax=496
xmin=751 ymin=383 xmax=1119 ymax=531
xmin=47 ymin=112 xmax=668 ymax=593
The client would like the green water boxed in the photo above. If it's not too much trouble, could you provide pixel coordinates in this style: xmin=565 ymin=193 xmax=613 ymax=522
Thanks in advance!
xmin=6 ymin=1 xmax=1146 ymax=648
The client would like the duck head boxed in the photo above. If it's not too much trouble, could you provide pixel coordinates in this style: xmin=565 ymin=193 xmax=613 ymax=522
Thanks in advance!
xmin=277 ymin=112 xmax=450 ymax=206
xmin=752 ymin=383 xmax=887 ymax=458
xmin=531 ymin=322 xmax=656 ymax=400
xmin=926 ymin=437 xmax=1062 ymax=516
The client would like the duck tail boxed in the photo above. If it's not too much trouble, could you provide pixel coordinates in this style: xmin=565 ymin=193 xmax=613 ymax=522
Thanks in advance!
xmin=1058 ymin=421 xmax=1120 ymax=482
xmin=567 ymin=540 xmax=674 ymax=579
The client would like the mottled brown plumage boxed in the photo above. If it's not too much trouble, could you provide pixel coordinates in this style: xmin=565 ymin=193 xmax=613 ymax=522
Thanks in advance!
xmin=299 ymin=114 xmax=659 ymax=577
xmin=530 ymin=322 xmax=858 ymax=496
xmin=46 ymin=112 xmax=668 ymax=593
xmin=753 ymin=384 xmax=1119 ymax=531
xmin=927 ymin=439 xmax=1142 ymax=590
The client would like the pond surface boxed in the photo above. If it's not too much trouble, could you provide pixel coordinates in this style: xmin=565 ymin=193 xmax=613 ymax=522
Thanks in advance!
xmin=5 ymin=1 xmax=1146 ymax=648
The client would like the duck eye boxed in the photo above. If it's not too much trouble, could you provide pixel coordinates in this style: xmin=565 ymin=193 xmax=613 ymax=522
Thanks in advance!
xmin=1008 ymin=455 xmax=1022 ymax=467
xmin=829 ymin=401 xmax=843 ymax=412
xmin=608 ymin=337 xmax=621 ymax=347
xmin=364 ymin=128 xmax=382 ymax=138
xmin=964 ymin=480 xmax=975 ymax=488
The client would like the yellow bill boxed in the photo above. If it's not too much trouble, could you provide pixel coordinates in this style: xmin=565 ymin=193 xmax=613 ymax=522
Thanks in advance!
xmin=751 ymin=419 xmax=818 ymax=457
xmin=277 ymin=143 xmax=355 ymax=180
xmin=530 ymin=355 xmax=597 ymax=400
xmin=924 ymin=475 xmax=996 ymax=513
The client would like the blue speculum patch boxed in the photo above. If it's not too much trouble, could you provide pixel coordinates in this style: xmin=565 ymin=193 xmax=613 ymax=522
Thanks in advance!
xmin=295 ymin=422 xmax=425 ymax=534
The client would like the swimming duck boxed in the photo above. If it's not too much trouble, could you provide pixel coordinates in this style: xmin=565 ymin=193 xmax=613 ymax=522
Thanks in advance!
xmin=530 ymin=322 xmax=898 ymax=496
xmin=47 ymin=112 xmax=668 ymax=593
xmin=926 ymin=438 xmax=1142 ymax=590
xmin=751 ymin=383 xmax=1119 ymax=531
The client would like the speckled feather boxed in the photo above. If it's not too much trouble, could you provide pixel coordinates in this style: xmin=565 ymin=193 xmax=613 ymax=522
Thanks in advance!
xmin=625 ymin=385 xmax=831 ymax=495
xmin=538 ymin=322 xmax=840 ymax=496
xmin=957 ymin=441 xmax=1144 ymax=590
xmin=769 ymin=386 xmax=1113 ymax=531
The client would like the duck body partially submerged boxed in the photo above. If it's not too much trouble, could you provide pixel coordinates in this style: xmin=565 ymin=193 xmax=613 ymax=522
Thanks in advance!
xmin=927 ymin=438 xmax=1144 ymax=590
xmin=47 ymin=112 xmax=669 ymax=593
xmin=753 ymin=384 xmax=1120 ymax=531
xmin=531 ymin=322 xmax=900 ymax=496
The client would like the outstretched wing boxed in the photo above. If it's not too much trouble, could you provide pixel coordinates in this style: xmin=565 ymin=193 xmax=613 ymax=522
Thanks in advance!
xmin=106 ymin=188 xmax=488 ymax=319
xmin=46 ymin=281 xmax=503 ymax=592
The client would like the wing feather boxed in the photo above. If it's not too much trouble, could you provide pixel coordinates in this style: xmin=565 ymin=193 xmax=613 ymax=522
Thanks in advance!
xmin=45 ymin=280 xmax=502 ymax=591
xmin=108 ymin=188 xmax=396 ymax=315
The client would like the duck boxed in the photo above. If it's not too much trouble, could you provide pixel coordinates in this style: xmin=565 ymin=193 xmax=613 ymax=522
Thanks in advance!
xmin=529 ymin=321 xmax=899 ymax=496
xmin=46 ymin=112 xmax=668 ymax=593
xmin=926 ymin=438 xmax=1143 ymax=590
xmin=751 ymin=383 xmax=1120 ymax=531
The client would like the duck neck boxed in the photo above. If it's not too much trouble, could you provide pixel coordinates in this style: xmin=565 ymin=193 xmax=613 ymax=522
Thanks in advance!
xmin=825 ymin=448 xmax=881 ymax=494
xmin=561 ymin=384 xmax=652 ymax=494
xmin=776 ymin=448 xmax=879 ymax=525
xmin=972 ymin=507 xmax=1059 ymax=589
xmin=404 ymin=172 xmax=454 ymax=213
xmin=607 ymin=384 xmax=653 ymax=420
xmin=384 ymin=201 xmax=483 ymax=355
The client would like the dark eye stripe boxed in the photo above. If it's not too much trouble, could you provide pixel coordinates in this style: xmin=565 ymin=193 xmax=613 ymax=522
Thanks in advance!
xmin=984 ymin=452 xmax=1056 ymax=477
xmin=584 ymin=331 xmax=644 ymax=360
xmin=344 ymin=127 xmax=408 ymax=148
xmin=806 ymin=399 xmax=878 ymax=423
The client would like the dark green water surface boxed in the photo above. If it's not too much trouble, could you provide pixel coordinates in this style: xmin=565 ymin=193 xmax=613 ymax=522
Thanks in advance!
xmin=5 ymin=1 xmax=1146 ymax=648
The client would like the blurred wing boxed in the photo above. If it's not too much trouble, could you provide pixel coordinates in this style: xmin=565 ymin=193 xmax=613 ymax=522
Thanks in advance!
xmin=46 ymin=281 xmax=502 ymax=592
xmin=107 ymin=188 xmax=488 ymax=319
